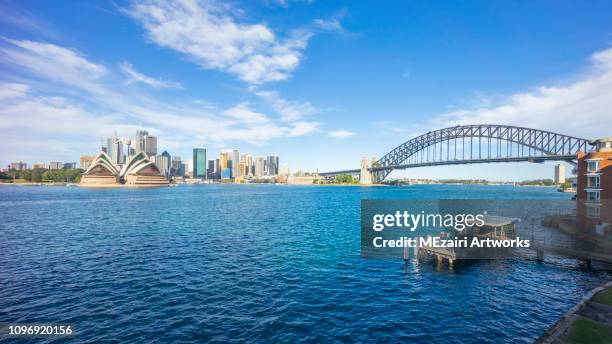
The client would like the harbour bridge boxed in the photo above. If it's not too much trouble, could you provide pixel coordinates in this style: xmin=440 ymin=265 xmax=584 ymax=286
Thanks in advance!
xmin=319 ymin=124 xmax=594 ymax=183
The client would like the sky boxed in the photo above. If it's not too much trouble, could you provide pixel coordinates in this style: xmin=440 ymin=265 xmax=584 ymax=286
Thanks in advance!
xmin=1 ymin=0 xmax=612 ymax=181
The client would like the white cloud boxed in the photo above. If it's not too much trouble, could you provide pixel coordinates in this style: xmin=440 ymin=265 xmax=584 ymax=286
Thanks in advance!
xmin=328 ymin=129 xmax=355 ymax=138
xmin=125 ymin=0 xmax=312 ymax=84
xmin=223 ymin=103 xmax=269 ymax=123
xmin=0 ymin=83 xmax=29 ymax=100
xmin=253 ymin=89 xmax=316 ymax=121
xmin=0 ymin=39 xmax=324 ymax=165
xmin=288 ymin=121 xmax=320 ymax=136
xmin=120 ymin=61 xmax=183 ymax=89
xmin=437 ymin=47 xmax=612 ymax=139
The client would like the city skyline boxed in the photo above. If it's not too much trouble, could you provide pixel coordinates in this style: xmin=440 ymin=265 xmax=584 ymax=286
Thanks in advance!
xmin=1 ymin=1 xmax=612 ymax=181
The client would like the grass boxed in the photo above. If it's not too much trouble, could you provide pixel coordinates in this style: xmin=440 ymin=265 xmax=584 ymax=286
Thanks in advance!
xmin=563 ymin=316 xmax=612 ymax=344
xmin=593 ymin=287 xmax=612 ymax=306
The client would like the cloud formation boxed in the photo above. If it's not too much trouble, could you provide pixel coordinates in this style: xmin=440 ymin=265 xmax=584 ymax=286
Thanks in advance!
xmin=125 ymin=0 xmax=311 ymax=84
xmin=328 ymin=129 xmax=355 ymax=138
xmin=0 ymin=39 xmax=321 ymax=163
xmin=120 ymin=61 xmax=183 ymax=89
xmin=438 ymin=47 xmax=612 ymax=139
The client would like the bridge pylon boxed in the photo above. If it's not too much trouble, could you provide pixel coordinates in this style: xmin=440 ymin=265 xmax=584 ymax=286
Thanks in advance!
xmin=360 ymin=157 xmax=378 ymax=184
xmin=360 ymin=157 xmax=372 ymax=185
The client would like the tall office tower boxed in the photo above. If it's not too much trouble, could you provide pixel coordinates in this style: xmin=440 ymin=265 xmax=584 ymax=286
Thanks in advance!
xmin=227 ymin=149 xmax=239 ymax=178
xmin=266 ymin=155 xmax=279 ymax=176
xmin=254 ymin=157 xmax=265 ymax=177
xmin=172 ymin=156 xmax=182 ymax=176
xmin=144 ymin=135 xmax=157 ymax=156
xmin=192 ymin=148 xmax=207 ymax=179
xmin=554 ymin=164 xmax=566 ymax=185
xmin=160 ymin=151 xmax=171 ymax=177
xmin=186 ymin=159 xmax=193 ymax=178
xmin=106 ymin=132 xmax=124 ymax=165
xmin=220 ymin=151 xmax=228 ymax=171
xmin=207 ymin=160 xmax=215 ymax=179
xmin=242 ymin=154 xmax=253 ymax=176
xmin=135 ymin=129 xmax=148 ymax=153
xmin=237 ymin=161 xmax=245 ymax=179
xmin=227 ymin=160 xmax=234 ymax=179
xmin=152 ymin=154 xmax=170 ymax=178
xmin=215 ymin=159 xmax=220 ymax=179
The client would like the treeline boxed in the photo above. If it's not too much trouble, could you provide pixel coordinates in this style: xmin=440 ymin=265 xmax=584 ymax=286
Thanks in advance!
xmin=316 ymin=173 xmax=358 ymax=184
xmin=516 ymin=179 xmax=555 ymax=186
xmin=0 ymin=168 xmax=84 ymax=183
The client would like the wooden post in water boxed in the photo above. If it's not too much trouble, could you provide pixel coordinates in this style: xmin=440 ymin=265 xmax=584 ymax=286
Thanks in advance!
xmin=403 ymin=244 xmax=409 ymax=261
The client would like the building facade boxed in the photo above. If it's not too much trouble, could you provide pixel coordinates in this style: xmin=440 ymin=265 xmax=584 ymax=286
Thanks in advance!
xmin=10 ymin=162 xmax=27 ymax=170
xmin=576 ymin=138 xmax=612 ymax=232
xmin=554 ymin=164 xmax=566 ymax=185
xmin=192 ymin=148 xmax=207 ymax=178
xmin=80 ymin=156 xmax=94 ymax=170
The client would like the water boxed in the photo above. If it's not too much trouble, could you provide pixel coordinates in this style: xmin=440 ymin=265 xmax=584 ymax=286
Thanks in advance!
xmin=0 ymin=184 xmax=610 ymax=343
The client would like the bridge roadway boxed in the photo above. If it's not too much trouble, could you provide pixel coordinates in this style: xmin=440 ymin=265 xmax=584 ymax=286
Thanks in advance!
xmin=319 ymin=154 xmax=577 ymax=177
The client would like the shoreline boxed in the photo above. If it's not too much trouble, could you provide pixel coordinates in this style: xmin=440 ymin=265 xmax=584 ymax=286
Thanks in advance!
xmin=536 ymin=281 xmax=612 ymax=343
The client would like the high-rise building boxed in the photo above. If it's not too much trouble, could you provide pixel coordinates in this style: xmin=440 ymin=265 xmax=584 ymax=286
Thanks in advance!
xmin=228 ymin=149 xmax=239 ymax=178
xmin=144 ymin=135 xmax=157 ymax=156
xmin=107 ymin=132 xmax=124 ymax=165
xmin=207 ymin=160 xmax=216 ymax=179
xmin=49 ymin=161 xmax=63 ymax=170
xmin=63 ymin=162 xmax=76 ymax=169
xmin=161 ymin=151 xmax=171 ymax=177
xmin=152 ymin=154 xmax=170 ymax=178
xmin=10 ymin=162 xmax=27 ymax=170
xmin=32 ymin=163 xmax=46 ymax=169
xmin=80 ymin=156 xmax=94 ymax=170
xmin=135 ymin=129 xmax=148 ymax=153
xmin=242 ymin=154 xmax=253 ymax=177
xmin=226 ymin=160 xmax=233 ymax=179
xmin=192 ymin=148 xmax=207 ymax=178
xmin=172 ymin=156 xmax=182 ymax=177
xmin=220 ymin=151 xmax=228 ymax=171
xmin=554 ymin=164 xmax=566 ymax=185
xmin=266 ymin=155 xmax=279 ymax=176
xmin=237 ymin=161 xmax=245 ymax=179
xmin=254 ymin=157 xmax=265 ymax=177
xmin=215 ymin=159 xmax=220 ymax=179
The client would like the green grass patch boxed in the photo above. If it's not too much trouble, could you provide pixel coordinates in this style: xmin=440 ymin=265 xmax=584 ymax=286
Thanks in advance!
xmin=593 ymin=287 xmax=612 ymax=306
xmin=563 ymin=316 xmax=612 ymax=344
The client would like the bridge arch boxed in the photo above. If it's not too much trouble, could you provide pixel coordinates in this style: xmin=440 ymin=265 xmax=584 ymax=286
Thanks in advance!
xmin=370 ymin=124 xmax=592 ymax=182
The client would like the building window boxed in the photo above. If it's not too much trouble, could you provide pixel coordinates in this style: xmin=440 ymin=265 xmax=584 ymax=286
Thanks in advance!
xmin=586 ymin=205 xmax=600 ymax=219
xmin=586 ymin=190 xmax=600 ymax=202
xmin=587 ymin=175 xmax=601 ymax=188
xmin=586 ymin=160 xmax=600 ymax=173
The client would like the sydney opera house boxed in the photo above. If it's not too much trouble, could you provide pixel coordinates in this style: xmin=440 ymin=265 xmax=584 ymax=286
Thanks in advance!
xmin=80 ymin=151 xmax=169 ymax=187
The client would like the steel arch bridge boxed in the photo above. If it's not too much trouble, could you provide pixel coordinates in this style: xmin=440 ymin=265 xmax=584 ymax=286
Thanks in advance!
xmin=319 ymin=124 xmax=594 ymax=183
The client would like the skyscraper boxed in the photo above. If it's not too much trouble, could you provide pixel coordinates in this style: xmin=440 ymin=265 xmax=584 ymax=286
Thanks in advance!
xmin=242 ymin=154 xmax=253 ymax=177
xmin=254 ymin=157 xmax=265 ymax=177
xmin=135 ymin=129 xmax=148 ymax=153
xmin=207 ymin=160 xmax=215 ymax=179
xmin=192 ymin=148 xmax=207 ymax=178
xmin=106 ymin=132 xmax=124 ymax=165
xmin=172 ymin=156 xmax=182 ymax=177
xmin=229 ymin=149 xmax=239 ymax=178
xmin=219 ymin=151 xmax=228 ymax=171
xmin=144 ymin=135 xmax=157 ymax=156
xmin=152 ymin=154 xmax=170 ymax=179
xmin=266 ymin=155 xmax=279 ymax=176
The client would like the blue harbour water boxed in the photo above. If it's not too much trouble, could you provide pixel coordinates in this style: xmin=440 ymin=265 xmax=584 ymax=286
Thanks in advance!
xmin=1 ymin=184 xmax=610 ymax=343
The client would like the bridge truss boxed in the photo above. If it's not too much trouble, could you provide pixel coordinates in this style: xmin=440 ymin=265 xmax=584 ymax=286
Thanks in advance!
xmin=321 ymin=125 xmax=593 ymax=182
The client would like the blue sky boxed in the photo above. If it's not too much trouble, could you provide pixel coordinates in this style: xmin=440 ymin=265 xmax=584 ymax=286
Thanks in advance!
xmin=1 ymin=0 xmax=612 ymax=180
